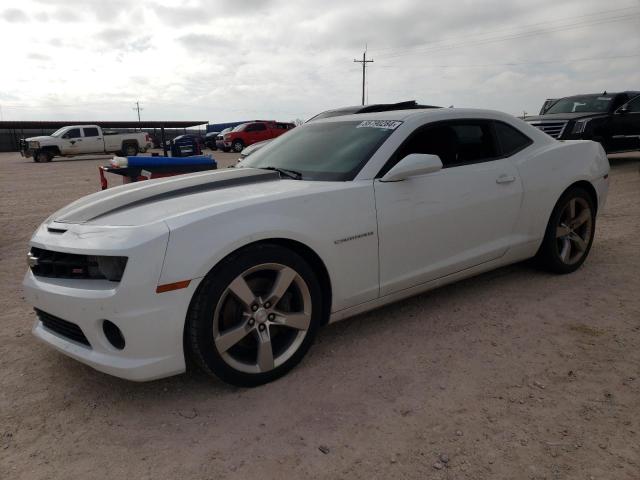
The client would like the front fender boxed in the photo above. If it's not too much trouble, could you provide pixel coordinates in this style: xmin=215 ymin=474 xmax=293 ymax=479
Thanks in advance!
xmin=159 ymin=183 xmax=380 ymax=312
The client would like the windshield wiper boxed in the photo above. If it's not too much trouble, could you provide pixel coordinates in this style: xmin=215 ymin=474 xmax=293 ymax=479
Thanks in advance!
xmin=261 ymin=166 xmax=303 ymax=180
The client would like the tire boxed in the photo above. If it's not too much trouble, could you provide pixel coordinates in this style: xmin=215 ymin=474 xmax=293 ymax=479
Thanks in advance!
xmin=123 ymin=143 xmax=138 ymax=156
xmin=222 ymin=147 xmax=231 ymax=153
xmin=536 ymin=186 xmax=596 ymax=274
xmin=232 ymin=140 xmax=244 ymax=153
xmin=34 ymin=150 xmax=51 ymax=163
xmin=186 ymin=244 xmax=323 ymax=387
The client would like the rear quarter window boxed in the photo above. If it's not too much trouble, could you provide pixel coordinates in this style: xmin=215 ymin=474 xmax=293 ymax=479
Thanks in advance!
xmin=494 ymin=122 xmax=532 ymax=156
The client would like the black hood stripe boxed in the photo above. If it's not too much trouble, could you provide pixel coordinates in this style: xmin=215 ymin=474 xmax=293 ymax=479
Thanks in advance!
xmin=93 ymin=171 xmax=279 ymax=220
xmin=55 ymin=168 xmax=280 ymax=223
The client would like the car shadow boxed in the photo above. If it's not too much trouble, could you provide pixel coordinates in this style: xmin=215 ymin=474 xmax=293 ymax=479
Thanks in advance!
xmin=47 ymin=260 xmax=543 ymax=402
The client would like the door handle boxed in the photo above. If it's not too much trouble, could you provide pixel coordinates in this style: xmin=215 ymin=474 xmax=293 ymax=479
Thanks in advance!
xmin=496 ymin=174 xmax=516 ymax=184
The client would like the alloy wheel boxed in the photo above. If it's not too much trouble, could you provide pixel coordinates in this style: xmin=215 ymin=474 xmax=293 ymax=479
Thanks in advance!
xmin=555 ymin=197 xmax=593 ymax=265
xmin=212 ymin=263 xmax=312 ymax=374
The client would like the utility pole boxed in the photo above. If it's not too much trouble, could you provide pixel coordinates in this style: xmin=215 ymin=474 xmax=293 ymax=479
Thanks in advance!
xmin=133 ymin=101 xmax=143 ymax=129
xmin=353 ymin=49 xmax=373 ymax=106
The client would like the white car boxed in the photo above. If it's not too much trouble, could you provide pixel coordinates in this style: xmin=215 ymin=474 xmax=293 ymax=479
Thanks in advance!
xmin=23 ymin=108 xmax=609 ymax=386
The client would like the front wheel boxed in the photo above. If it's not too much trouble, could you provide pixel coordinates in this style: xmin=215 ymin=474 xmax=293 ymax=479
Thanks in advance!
xmin=187 ymin=244 xmax=323 ymax=387
xmin=536 ymin=186 xmax=596 ymax=274
xmin=34 ymin=150 xmax=52 ymax=163
xmin=232 ymin=140 xmax=244 ymax=152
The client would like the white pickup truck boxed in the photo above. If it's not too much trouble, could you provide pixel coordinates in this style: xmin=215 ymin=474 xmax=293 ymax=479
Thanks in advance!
xmin=21 ymin=125 xmax=153 ymax=162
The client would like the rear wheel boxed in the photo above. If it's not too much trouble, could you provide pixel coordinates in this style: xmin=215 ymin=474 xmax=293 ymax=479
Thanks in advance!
xmin=123 ymin=143 xmax=138 ymax=156
xmin=187 ymin=244 xmax=323 ymax=387
xmin=536 ymin=187 xmax=596 ymax=274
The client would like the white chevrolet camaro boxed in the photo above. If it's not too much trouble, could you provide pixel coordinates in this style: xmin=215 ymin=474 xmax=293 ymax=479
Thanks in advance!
xmin=24 ymin=108 xmax=610 ymax=386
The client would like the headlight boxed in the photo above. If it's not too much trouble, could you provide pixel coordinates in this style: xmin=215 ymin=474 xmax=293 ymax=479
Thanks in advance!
xmin=88 ymin=256 xmax=128 ymax=281
xmin=29 ymin=141 xmax=40 ymax=149
xmin=571 ymin=119 xmax=590 ymax=135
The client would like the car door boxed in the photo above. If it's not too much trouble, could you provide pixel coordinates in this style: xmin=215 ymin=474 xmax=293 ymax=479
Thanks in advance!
xmin=80 ymin=127 xmax=103 ymax=153
xmin=374 ymin=120 xmax=524 ymax=296
xmin=60 ymin=128 xmax=83 ymax=155
xmin=253 ymin=122 xmax=269 ymax=143
xmin=612 ymin=95 xmax=640 ymax=151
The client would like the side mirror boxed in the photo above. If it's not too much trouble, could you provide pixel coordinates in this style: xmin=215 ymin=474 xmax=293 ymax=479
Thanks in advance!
xmin=617 ymin=105 xmax=629 ymax=115
xmin=380 ymin=153 xmax=443 ymax=182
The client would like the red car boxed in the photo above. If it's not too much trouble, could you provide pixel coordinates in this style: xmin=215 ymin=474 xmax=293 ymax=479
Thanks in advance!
xmin=223 ymin=121 xmax=295 ymax=152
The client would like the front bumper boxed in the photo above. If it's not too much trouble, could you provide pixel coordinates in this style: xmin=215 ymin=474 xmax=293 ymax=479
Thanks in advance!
xmin=23 ymin=221 xmax=199 ymax=381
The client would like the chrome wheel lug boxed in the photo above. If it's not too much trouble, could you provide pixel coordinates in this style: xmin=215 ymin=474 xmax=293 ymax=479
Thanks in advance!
xmin=258 ymin=324 xmax=266 ymax=332
xmin=264 ymin=301 xmax=271 ymax=309
xmin=248 ymin=318 xmax=255 ymax=327
xmin=268 ymin=313 xmax=275 ymax=321
xmin=251 ymin=304 xmax=258 ymax=312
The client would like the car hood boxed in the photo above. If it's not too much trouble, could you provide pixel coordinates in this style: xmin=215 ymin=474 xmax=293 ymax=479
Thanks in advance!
xmin=25 ymin=136 xmax=54 ymax=142
xmin=48 ymin=167 xmax=341 ymax=227
xmin=525 ymin=112 xmax=606 ymax=122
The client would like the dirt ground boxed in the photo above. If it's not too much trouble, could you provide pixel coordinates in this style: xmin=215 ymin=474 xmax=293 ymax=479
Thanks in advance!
xmin=0 ymin=150 xmax=639 ymax=480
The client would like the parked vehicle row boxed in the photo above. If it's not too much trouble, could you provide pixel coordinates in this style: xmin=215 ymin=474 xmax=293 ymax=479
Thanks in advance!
xmin=526 ymin=91 xmax=640 ymax=153
xmin=21 ymin=125 xmax=153 ymax=162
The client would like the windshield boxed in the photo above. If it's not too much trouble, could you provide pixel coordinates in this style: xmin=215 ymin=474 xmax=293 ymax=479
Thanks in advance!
xmin=240 ymin=120 xmax=399 ymax=181
xmin=51 ymin=127 xmax=68 ymax=137
xmin=545 ymin=95 xmax=613 ymax=114
xmin=232 ymin=124 xmax=247 ymax=132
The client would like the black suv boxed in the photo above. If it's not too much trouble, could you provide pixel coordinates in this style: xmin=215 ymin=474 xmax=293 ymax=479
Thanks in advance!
xmin=525 ymin=91 xmax=640 ymax=153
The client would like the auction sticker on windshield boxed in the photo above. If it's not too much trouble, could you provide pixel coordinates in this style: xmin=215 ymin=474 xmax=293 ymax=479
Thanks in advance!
xmin=357 ymin=120 xmax=403 ymax=130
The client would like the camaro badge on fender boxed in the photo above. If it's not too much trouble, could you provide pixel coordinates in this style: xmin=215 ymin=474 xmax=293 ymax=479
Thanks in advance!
xmin=334 ymin=231 xmax=374 ymax=245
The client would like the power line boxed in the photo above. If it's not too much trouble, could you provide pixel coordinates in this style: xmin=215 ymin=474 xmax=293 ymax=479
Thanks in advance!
xmin=354 ymin=49 xmax=374 ymax=105
xmin=375 ymin=53 xmax=640 ymax=70
xmin=369 ymin=4 xmax=640 ymax=55
xmin=376 ymin=12 xmax=640 ymax=60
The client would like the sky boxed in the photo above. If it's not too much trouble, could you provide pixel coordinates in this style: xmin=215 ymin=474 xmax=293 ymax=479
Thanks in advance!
xmin=0 ymin=0 xmax=639 ymax=124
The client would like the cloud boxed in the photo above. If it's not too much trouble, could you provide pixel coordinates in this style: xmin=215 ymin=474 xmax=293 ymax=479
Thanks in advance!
xmin=94 ymin=28 xmax=152 ymax=52
xmin=154 ymin=0 xmax=275 ymax=25
xmin=27 ymin=52 xmax=51 ymax=61
xmin=1 ymin=8 xmax=29 ymax=22
xmin=3 ymin=0 xmax=640 ymax=122
xmin=177 ymin=33 xmax=233 ymax=52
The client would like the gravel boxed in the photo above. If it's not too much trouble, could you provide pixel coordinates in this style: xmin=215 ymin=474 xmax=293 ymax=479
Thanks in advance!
xmin=1 ymin=151 xmax=639 ymax=479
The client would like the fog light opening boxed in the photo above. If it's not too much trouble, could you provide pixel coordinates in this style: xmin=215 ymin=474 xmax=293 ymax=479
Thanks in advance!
xmin=103 ymin=320 xmax=125 ymax=350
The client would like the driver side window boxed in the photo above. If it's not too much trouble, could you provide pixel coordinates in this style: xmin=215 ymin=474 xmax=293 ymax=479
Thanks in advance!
xmin=395 ymin=121 xmax=499 ymax=168
xmin=62 ymin=128 xmax=81 ymax=139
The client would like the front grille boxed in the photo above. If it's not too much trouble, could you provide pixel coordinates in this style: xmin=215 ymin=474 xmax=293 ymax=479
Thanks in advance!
xmin=36 ymin=309 xmax=91 ymax=347
xmin=527 ymin=120 xmax=568 ymax=139
xmin=29 ymin=247 xmax=126 ymax=281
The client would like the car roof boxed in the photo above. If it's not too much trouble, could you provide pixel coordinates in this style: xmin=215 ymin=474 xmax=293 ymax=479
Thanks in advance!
xmin=558 ymin=91 xmax=640 ymax=99
xmin=308 ymin=100 xmax=441 ymax=121
xmin=314 ymin=107 xmax=513 ymax=123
